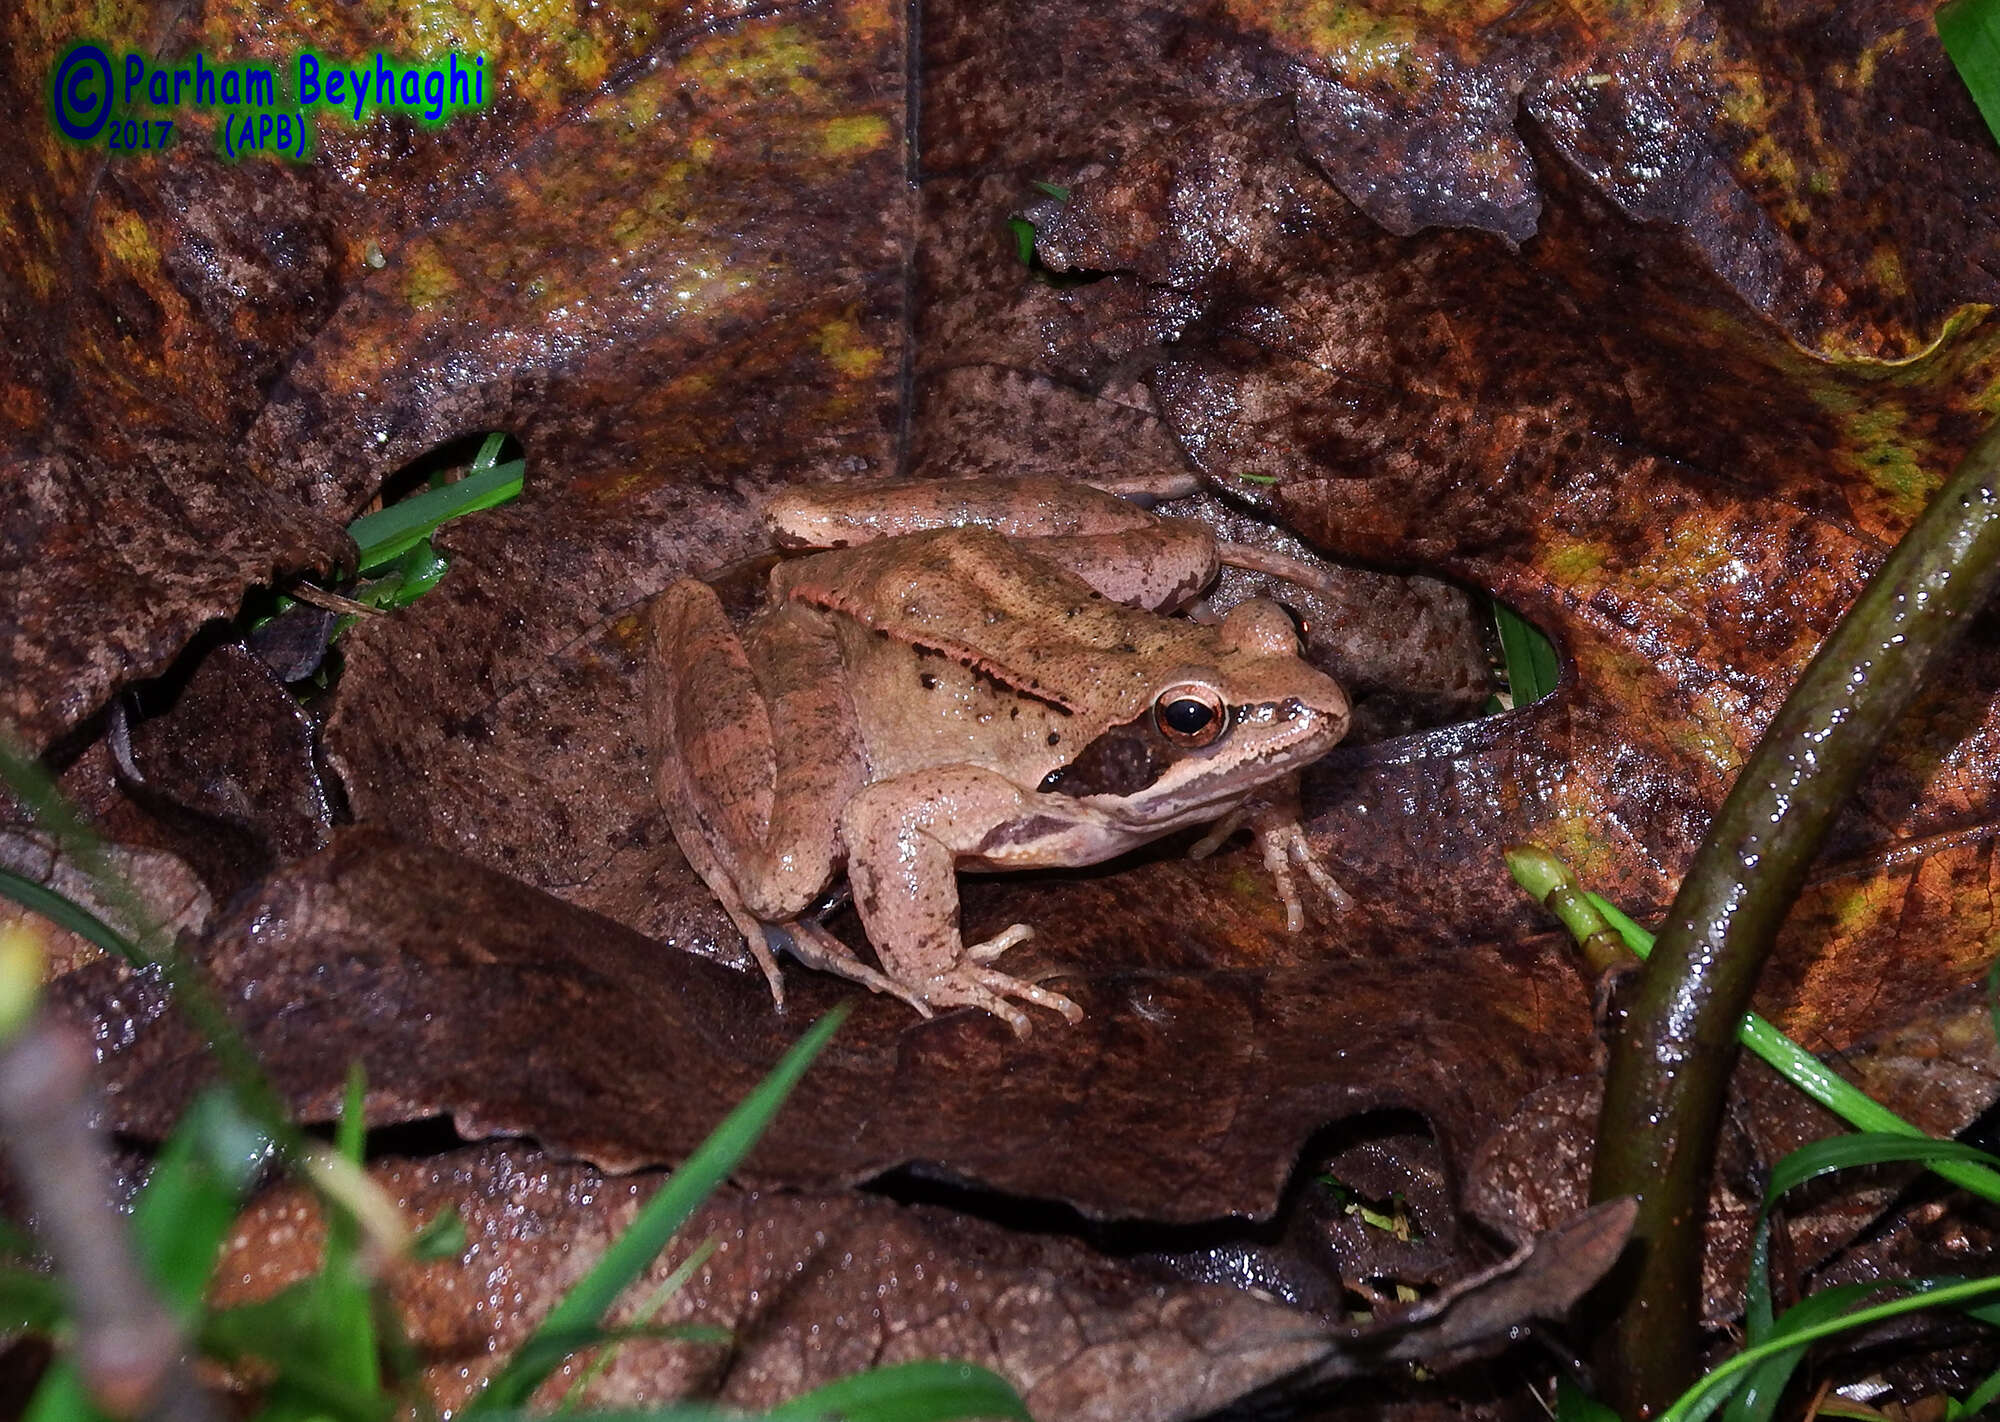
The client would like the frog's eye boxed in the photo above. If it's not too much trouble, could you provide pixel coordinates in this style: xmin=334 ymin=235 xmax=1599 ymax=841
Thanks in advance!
xmin=1155 ymin=685 xmax=1227 ymax=748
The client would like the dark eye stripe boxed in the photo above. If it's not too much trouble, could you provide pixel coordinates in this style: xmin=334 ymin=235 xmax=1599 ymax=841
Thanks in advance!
xmin=1039 ymin=711 xmax=1177 ymax=797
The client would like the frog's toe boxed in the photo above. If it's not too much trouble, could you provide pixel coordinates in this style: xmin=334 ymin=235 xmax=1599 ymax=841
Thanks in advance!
xmin=1187 ymin=809 xmax=1248 ymax=861
xmin=966 ymin=922 xmax=1035 ymax=963
xmin=971 ymin=965 xmax=1082 ymax=1024
xmin=923 ymin=964 xmax=1083 ymax=1035
xmin=1256 ymin=822 xmax=1352 ymax=931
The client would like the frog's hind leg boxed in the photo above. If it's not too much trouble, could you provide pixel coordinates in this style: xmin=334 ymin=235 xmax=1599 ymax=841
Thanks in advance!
xmin=771 ymin=920 xmax=935 ymax=1019
xmin=649 ymin=584 xmax=862 ymax=1007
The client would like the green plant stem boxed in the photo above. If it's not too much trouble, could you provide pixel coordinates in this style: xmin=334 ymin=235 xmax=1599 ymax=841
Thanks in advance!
xmin=1590 ymin=418 xmax=2000 ymax=1418
xmin=1586 ymin=891 xmax=2000 ymax=1203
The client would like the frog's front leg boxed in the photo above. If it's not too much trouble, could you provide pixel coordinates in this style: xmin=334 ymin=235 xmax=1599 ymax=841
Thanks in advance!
xmin=1189 ymin=775 xmax=1353 ymax=931
xmin=840 ymin=769 xmax=1084 ymax=1036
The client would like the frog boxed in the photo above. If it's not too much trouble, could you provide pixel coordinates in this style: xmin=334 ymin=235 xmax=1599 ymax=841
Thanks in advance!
xmin=648 ymin=473 xmax=1353 ymax=1035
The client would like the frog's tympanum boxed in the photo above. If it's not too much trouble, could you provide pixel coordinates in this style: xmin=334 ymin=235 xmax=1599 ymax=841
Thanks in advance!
xmin=649 ymin=475 xmax=1351 ymax=1035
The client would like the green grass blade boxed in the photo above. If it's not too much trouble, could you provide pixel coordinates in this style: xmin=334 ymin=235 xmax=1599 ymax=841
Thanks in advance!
xmin=313 ymin=1065 xmax=380 ymax=1393
xmin=22 ymin=1365 xmax=101 ymax=1422
xmin=1958 ymin=1359 xmax=2000 ymax=1416
xmin=412 ymin=1207 xmax=468 ymax=1261
xmin=472 ymin=431 xmax=509 ymax=471
xmin=1941 ymin=0 xmax=2000 ymax=147
xmin=560 ymin=1237 xmax=721 ymax=1409
xmin=0 ymin=1267 xmax=62 ymax=1332
xmin=1584 ymin=891 xmax=2000 ymax=1206
xmin=348 ymin=460 xmax=524 ymax=572
xmin=1665 ymin=1276 xmax=2000 ymax=1422
xmin=1494 ymin=602 xmax=1560 ymax=705
xmin=467 ymin=1009 xmax=847 ymax=1414
xmin=134 ymin=1089 xmax=271 ymax=1317
xmin=764 ymin=1359 xmax=1032 ymax=1421
xmin=1765 ymin=1133 xmax=2000 ymax=1206
xmin=1006 ymin=217 xmax=1037 ymax=266
xmin=1720 ymin=1281 xmax=1881 ymax=1422
xmin=0 ymin=1216 xmax=41 ymax=1259
xmin=1555 ymin=1377 xmax=1620 ymax=1422
xmin=0 ymin=867 xmax=143 ymax=966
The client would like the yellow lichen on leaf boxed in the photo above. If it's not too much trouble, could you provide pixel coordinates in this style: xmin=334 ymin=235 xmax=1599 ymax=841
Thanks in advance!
xmin=680 ymin=22 xmax=822 ymax=107
xmin=821 ymin=113 xmax=891 ymax=157
xmin=99 ymin=208 xmax=160 ymax=273
xmin=1539 ymin=535 xmax=1610 ymax=589
xmin=813 ymin=316 xmax=884 ymax=380
xmin=399 ymin=241 xmax=461 ymax=311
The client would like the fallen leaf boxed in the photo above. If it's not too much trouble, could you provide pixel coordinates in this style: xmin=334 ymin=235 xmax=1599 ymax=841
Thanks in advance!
xmin=54 ymin=827 xmax=1595 ymax=1224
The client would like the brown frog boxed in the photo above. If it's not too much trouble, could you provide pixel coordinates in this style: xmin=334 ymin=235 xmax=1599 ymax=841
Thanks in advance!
xmin=649 ymin=475 xmax=1351 ymax=1035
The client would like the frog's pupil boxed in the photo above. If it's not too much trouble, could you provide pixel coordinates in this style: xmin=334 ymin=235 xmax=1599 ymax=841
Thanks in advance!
xmin=1163 ymin=699 xmax=1213 ymax=735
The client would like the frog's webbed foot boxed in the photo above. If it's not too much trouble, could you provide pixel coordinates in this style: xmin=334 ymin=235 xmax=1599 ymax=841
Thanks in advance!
xmin=773 ymin=919 xmax=935 ymax=1019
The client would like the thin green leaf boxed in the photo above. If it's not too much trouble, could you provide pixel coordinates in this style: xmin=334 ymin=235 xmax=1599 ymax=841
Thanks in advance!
xmin=1006 ymin=217 xmax=1037 ymax=267
xmin=348 ymin=460 xmax=525 ymax=572
xmin=765 ymin=1359 xmax=1032 ymax=1421
xmin=204 ymin=1281 xmax=323 ymax=1358
xmin=133 ymin=1089 xmax=271 ymax=1317
xmin=0 ymin=867 xmax=143 ymax=966
xmin=1029 ymin=180 xmax=1070 ymax=200
xmin=1662 ymin=1275 xmax=2000 ymax=1422
xmin=467 ymin=1009 xmax=847 ymax=1414
xmin=1988 ymin=957 xmax=2000 ymax=1066
xmin=472 ymin=431 xmax=509 ymax=471
xmin=1720 ymin=1281 xmax=1878 ymax=1422
xmin=23 ymin=1364 xmax=100 ymax=1422
xmin=509 ymin=1321 xmax=736 ymax=1393
xmin=1941 ymin=0 xmax=2000 ymax=147
xmin=0 ymin=1215 xmax=41 ymax=1258
xmin=1232 ymin=471 xmax=1280 ymax=486
xmin=1958 ymin=1358 xmax=2000 ymax=1417
xmin=385 ymin=538 xmax=451 ymax=607
xmin=336 ymin=1062 xmax=367 ymax=1165
xmin=411 ymin=1207 xmax=469 ymax=1261
xmin=239 ymin=1360 xmax=394 ymax=1422
xmin=1584 ymin=890 xmax=2000 ymax=1206
xmin=561 ymin=1237 xmax=721 ymax=1409
xmin=1554 ymin=1377 xmax=1621 ymax=1422
xmin=1494 ymin=601 xmax=1559 ymax=705
xmin=1766 ymin=1133 xmax=2000 ymax=1208
xmin=0 ymin=1266 xmax=63 ymax=1332
xmin=314 ymin=1064 xmax=380 ymax=1393
xmin=203 ymin=1285 xmax=396 ymax=1422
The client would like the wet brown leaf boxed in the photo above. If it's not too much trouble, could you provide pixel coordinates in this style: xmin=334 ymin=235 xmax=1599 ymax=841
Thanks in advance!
xmin=210 ymin=1143 xmax=1332 ymax=1420
xmin=55 ymin=827 xmax=1593 ymax=1224
xmin=206 ymin=1142 xmax=1629 ymax=1417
